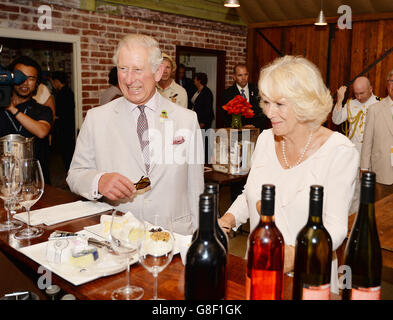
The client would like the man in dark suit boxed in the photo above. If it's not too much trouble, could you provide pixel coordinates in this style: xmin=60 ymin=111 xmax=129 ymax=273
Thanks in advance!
xmin=177 ymin=64 xmax=197 ymax=109
xmin=221 ymin=63 xmax=268 ymax=202
xmin=51 ymin=71 xmax=75 ymax=172
xmin=221 ymin=63 xmax=268 ymax=131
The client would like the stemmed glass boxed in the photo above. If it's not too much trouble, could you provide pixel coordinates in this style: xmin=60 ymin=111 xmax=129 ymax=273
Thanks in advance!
xmin=14 ymin=159 xmax=44 ymax=240
xmin=0 ymin=155 xmax=24 ymax=231
xmin=109 ymin=210 xmax=144 ymax=300
xmin=139 ymin=214 xmax=175 ymax=300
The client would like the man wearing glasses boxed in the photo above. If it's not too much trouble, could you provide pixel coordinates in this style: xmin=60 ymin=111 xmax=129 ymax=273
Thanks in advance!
xmin=361 ymin=70 xmax=393 ymax=201
xmin=0 ymin=56 xmax=53 ymax=182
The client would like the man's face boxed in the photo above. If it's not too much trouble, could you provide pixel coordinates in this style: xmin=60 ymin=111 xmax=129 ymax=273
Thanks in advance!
xmin=233 ymin=66 xmax=249 ymax=88
xmin=50 ymin=79 xmax=62 ymax=92
xmin=13 ymin=63 xmax=38 ymax=99
xmin=178 ymin=68 xmax=185 ymax=80
xmin=353 ymin=81 xmax=372 ymax=103
xmin=117 ymin=44 xmax=164 ymax=105
xmin=161 ymin=59 xmax=173 ymax=82
xmin=387 ymin=74 xmax=393 ymax=100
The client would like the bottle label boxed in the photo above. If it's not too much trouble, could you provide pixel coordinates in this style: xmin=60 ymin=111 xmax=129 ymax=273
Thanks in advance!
xmin=351 ymin=286 xmax=381 ymax=300
xmin=302 ymin=283 xmax=330 ymax=300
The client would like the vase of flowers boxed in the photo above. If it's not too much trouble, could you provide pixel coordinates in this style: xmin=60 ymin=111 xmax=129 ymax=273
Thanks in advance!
xmin=231 ymin=114 xmax=242 ymax=129
xmin=222 ymin=95 xmax=255 ymax=129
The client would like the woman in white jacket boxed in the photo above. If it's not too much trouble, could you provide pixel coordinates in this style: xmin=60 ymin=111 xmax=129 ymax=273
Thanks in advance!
xmin=219 ymin=55 xmax=359 ymax=294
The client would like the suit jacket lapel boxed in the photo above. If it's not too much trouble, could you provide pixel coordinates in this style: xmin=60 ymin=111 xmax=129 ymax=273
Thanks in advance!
xmin=113 ymin=98 xmax=146 ymax=174
xmin=381 ymin=99 xmax=393 ymax=137
xmin=149 ymin=95 xmax=176 ymax=174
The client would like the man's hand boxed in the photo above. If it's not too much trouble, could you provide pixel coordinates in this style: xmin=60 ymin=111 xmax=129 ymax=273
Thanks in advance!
xmin=335 ymin=85 xmax=347 ymax=110
xmin=218 ymin=213 xmax=235 ymax=234
xmin=98 ymin=172 xmax=136 ymax=201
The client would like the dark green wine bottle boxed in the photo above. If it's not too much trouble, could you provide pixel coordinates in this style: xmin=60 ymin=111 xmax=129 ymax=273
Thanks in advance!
xmin=343 ymin=171 xmax=382 ymax=300
xmin=293 ymin=185 xmax=332 ymax=300
xmin=191 ymin=183 xmax=228 ymax=253
xmin=185 ymin=194 xmax=227 ymax=300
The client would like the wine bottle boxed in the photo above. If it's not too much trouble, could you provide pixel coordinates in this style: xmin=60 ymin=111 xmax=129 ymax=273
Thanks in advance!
xmin=343 ymin=171 xmax=382 ymax=300
xmin=185 ymin=194 xmax=227 ymax=300
xmin=191 ymin=183 xmax=228 ymax=253
xmin=293 ymin=185 xmax=332 ymax=300
xmin=246 ymin=184 xmax=284 ymax=300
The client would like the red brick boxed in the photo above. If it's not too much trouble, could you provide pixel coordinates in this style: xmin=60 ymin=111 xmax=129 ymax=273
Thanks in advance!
xmin=0 ymin=4 xmax=19 ymax=13
xmin=91 ymin=51 xmax=107 ymax=58
xmin=63 ymin=28 xmax=80 ymax=35
xmin=83 ymin=98 xmax=99 ymax=104
xmin=83 ymin=30 xmax=100 ymax=36
xmin=90 ymin=23 xmax=106 ymax=31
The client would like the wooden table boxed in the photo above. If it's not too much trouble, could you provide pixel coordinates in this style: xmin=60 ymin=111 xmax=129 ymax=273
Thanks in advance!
xmin=0 ymin=184 xmax=290 ymax=300
xmin=1 ymin=184 xmax=391 ymax=300
xmin=204 ymin=169 xmax=248 ymax=187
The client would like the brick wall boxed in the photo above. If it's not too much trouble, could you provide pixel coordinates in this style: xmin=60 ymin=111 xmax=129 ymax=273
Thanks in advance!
xmin=0 ymin=0 xmax=247 ymax=117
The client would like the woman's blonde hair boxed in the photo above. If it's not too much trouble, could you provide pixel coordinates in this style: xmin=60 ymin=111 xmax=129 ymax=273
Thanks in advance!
xmin=112 ymin=34 xmax=163 ymax=73
xmin=258 ymin=55 xmax=332 ymax=130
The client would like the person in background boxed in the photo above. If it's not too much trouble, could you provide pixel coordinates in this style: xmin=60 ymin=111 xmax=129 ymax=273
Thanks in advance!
xmin=218 ymin=55 xmax=359 ymax=294
xmin=360 ymin=69 xmax=393 ymax=201
xmin=221 ymin=63 xmax=268 ymax=132
xmin=331 ymin=76 xmax=380 ymax=214
xmin=191 ymin=72 xmax=214 ymax=164
xmin=177 ymin=63 xmax=197 ymax=109
xmin=99 ymin=66 xmax=123 ymax=105
xmin=221 ymin=63 xmax=269 ymax=202
xmin=51 ymin=71 xmax=75 ymax=173
xmin=67 ymin=34 xmax=204 ymax=235
xmin=191 ymin=72 xmax=214 ymax=130
xmin=0 ymin=56 xmax=53 ymax=183
xmin=156 ymin=53 xmax=188 ymax=108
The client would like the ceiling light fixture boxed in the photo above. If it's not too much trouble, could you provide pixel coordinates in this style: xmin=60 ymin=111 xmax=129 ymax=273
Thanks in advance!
xmin=224 ymin=0 xmax=240 ymax=8
xmin=314 ymin=0 xmax=327 ymax=26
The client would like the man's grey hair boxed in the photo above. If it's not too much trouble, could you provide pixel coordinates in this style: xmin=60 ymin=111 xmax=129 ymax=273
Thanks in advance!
xmin=112 ymin=34 xmax=163 ymax=73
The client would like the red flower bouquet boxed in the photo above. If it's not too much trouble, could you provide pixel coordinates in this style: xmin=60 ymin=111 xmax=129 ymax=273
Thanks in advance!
xmin=222 ymin=95 xmax=255 ymax=118
xmin=222 ymin=95 xmax=254 ymax=129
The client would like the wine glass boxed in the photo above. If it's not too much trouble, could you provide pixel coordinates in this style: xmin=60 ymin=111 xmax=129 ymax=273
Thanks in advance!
xmin=109 ymin=210 xmax=144 ymax=300
xmin=14 ymin=159 xmax=44 ymax=240
xmin=139 ymin=214 xmax=175 ymax=300
xmin=0 ymin=154 xmax=24 ymax=231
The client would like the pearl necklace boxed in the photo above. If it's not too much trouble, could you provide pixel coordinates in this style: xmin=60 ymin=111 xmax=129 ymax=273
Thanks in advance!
xmin=281 ymin=131 xmax=313 ymax=169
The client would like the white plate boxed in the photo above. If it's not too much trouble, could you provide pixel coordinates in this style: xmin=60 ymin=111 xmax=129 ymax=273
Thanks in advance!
xmin=84 ymin=224 xmax=192 ymax=256
xmin=17 ymin=230 xmax=134 ymax=286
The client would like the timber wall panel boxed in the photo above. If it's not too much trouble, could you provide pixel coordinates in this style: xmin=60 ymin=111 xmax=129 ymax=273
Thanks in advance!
xmin=250 ymin=14 xmax=393 ymax=130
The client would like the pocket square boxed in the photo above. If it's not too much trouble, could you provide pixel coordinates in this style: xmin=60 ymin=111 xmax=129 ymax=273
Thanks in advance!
xmin=173 ymin=136 xmax=185 ymax=145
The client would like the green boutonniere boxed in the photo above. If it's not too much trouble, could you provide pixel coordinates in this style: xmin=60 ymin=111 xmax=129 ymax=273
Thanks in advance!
xmin=160 ymin=110 xmax=168 ymax=123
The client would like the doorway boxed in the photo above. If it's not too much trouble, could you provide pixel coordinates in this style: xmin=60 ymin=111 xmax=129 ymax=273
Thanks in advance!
xmin=0 ymin=29 xmax=82 ymax=189
xmin=176 ymin=46 xmax=226 ymax=128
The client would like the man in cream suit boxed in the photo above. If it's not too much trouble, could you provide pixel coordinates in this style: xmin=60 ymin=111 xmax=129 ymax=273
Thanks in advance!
xmin=360 ymin=70 xmax=393 ymax=201
xmin=67 ymin=34 xmax=204 ymax=235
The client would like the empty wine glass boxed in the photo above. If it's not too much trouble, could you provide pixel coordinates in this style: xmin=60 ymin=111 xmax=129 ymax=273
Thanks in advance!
xmin=14 ymin=159 xmax=44 ymax=240
xmin=109 ymin=210 xmax=144 ymax=300
xmin=139 ymin=214 xmax=175 ymax=300
xmin=0 ymin=154 xmax=23 ymax=231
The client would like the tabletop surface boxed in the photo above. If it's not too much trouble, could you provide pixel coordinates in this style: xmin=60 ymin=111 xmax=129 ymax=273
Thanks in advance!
xmin=1 ymin=184 xmax=392 ymax=300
